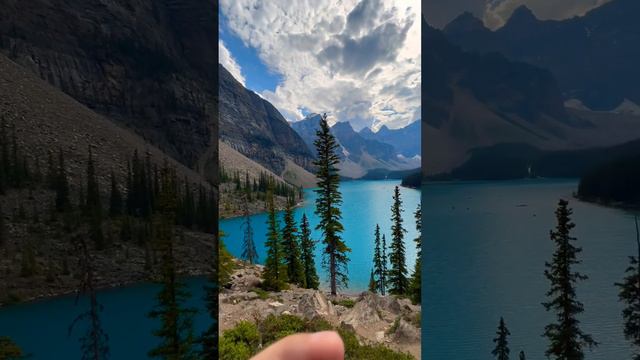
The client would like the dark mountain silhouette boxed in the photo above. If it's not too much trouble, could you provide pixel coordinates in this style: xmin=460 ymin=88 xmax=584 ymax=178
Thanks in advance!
xmin=443 ymin=0 xmax=640 ymax=110
xmin=422 ymin=16 xmax=640 ymax=176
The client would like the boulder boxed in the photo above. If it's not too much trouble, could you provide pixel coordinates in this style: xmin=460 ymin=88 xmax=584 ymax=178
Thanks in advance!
xmin=390 ymin=319 xmax=420 ymax=343
xmin=298 ymin=291 xmax=336 ymax=319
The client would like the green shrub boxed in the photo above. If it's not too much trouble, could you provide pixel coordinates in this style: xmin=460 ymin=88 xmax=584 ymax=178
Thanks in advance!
xmin=335 ymin=298 xmax=356 ymax=308
xmin=219 ymin=321 xmax=260 ymax=360
xmin=251 ymin=287 xmax=270 ymax=300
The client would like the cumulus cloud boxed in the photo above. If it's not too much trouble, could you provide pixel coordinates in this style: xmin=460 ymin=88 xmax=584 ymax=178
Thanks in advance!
xmin=218 ymin=39 xmax=246 ymax=86
xmin=219 ymin=0 xmax=420 ymax=131
xmin=483 ymin=0 xmax=612 ymax=29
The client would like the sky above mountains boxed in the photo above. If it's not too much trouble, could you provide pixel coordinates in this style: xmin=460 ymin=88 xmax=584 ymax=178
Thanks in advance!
xmin=423 ymin=0 xmax=612 ymax=29
xmin=218 ymin=0 xmax=421 ymax=131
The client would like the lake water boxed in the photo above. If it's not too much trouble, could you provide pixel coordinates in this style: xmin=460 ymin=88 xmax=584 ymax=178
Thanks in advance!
xmin=0 ymin=277 xmax=212 ymax=359
xmin=0 ymin=179 xmax=418 ymax=358
xmin=220 ymin=180 xmax=421 ymax=292
xmin=423 ymin=178 xmax=638 ymax=359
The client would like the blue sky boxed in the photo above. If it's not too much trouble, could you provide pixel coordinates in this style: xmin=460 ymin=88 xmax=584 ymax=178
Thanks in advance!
xmin=219 ymin=13 xmax=281 ymax=93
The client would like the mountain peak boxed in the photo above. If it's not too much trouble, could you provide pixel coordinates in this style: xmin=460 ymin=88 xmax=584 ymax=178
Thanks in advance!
xmin=506 ymin=5 xmax=537 ymax=26
xmin=444 ymin=11 xmax=488 ymax=34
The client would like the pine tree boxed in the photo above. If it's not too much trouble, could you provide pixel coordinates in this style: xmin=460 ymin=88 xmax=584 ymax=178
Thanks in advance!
xmin=313 ymin=113 xmax=350 ymax=296
xmin=200 ymin=230 xmax=224 ymax=360
xmin=55 ymin=149 xmax=71 ymax=212
xmin=148 ymin=167 xmax=197 ymax=359
xmin=281 ymin=198 xmax=304 ymax=286
xmin=69 ymin=237 xmax=109 ymax=360
xmin=10 ymin=124 xmax=21 ymax=187
xmin=86 ymin=149 xmax=101 ymax=214
xmin=46 ymin=150 xmax=57 ymax=190
xmin=368 ymin=269 xmax=377 ymax=293
xmin=409 ymin=204 xmax=422 ymax=304
xmin=388 ymin=186 xmax=408 ymax=295
xmin=543 ymin=199 xmax=596 ymax=359
xmin=616 ymin=216 xmax=640 ymax=360
xmin=262 ymin=190 xmax=288 ymax=291
xmin=109 ymin=171 xmax=123 ymax=217
xmin=240 ymin=193 xmax=258 ymax=264
xmin=0 ymin=117 xmax=7 ymax=194
xmin=300 ymin=213 xmax=319 ymax=289
xmin=0 ymin=336 xmax=24 ymax=359
xmin=382 ymin=233 xmax=388 ymax=293
xmin=86 ymin=149 xmax=104 ymax=249
xmin=519 ymin=351 xmax=526 ymax=360
xmin=492 ymin=317 xmax=510 ymax=360
xmin=373 ymin=224 xmax=386 ymax=295
xmin=0 ymin=206 xmax=5 ymax=247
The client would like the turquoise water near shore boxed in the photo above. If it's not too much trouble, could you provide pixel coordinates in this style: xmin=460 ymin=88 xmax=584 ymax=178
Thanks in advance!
xmin=220 ymin=180 xmax=420 ymax=293
xmin=423 ymin=178 xmax=637 ymax=359
xmin=0 ymin=277 xmax=211 ymax=359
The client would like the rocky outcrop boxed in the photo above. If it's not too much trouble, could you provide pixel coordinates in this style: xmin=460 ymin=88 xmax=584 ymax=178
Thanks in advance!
xmin=0 ymin=0 xmax=217 ymax=182
xmin=219 ymin=263 xmax=421 ymax=359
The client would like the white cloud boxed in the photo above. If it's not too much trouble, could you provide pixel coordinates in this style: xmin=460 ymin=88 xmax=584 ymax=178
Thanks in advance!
xmin=219 ymin=0 xmax=421 ymax=131
xmin=483 ymin=0 xmax=612 ymax=29
xmin=218 ymin=39 xmax=246 ymax=86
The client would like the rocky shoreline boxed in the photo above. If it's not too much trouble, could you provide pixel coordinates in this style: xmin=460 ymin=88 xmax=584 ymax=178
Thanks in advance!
xmin=219 ymin=260 xmax=421 ymax=359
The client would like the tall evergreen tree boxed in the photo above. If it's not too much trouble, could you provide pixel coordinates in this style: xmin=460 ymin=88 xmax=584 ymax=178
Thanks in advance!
xmin=543 ymin=199 xmax=596 ymax=359
xmin=300 ymin=213 xmax=319 ymax=289
xmin=240 ymin=193 xmax=258 ymax=264
xmin=382 ymin=233 xmax=388 ymax=293
xmin=0 ymin=117 xmax=7 ymax=194
xmin=519 ymin=351 xmax=526 ymax=360
xmin=55 ymin=149 xmax=71 ymax=212
xmin=109 ymin=171 xmax=123 ymax=217
xmin=0 ymin=337 xmax=24 ymax=360
xmin=69 ymin=237 xmax=109 ymax=360
xmin=373 ymin=224 xmax=386 ymax=295
xmin=281 ymin=198 xmax=304 ymax=286
xmin=616 ymin=216 xmax=640 ymax=359
xmin=388 ymin=186 xmax=408 ymax=295
xmin=492 ymin=317 xmax=510 ymax=360
xmin=200 ymin=230 xmax=223 ymax=360
xmin=262 ymin=190 xmax=288 ymax=291
xmin=86 ymin=149 xmax=104 ymax=249
xmin=148 ymin=167 xmax=197 ymax=359
xmin=409 ymin=204 xmax=422 ymax=304
xmin=85 ymin=148 xmax=101 ymax=215
xmin=313 ymin=113 xmax=350 ymax=296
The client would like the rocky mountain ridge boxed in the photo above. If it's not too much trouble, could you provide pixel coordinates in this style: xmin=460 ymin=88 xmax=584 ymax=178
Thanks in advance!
xmin=291 ymin=114 xmax=419 ymax=178
xmin=443 ymin=0 xmax=640 ymax=111
xmin=422 ymin=17 xmax=640 ymax=176
xmin=219 ymin=65 xmax=314 ymax=181
xmin=0 ymin=0 xmax=218 ymax=182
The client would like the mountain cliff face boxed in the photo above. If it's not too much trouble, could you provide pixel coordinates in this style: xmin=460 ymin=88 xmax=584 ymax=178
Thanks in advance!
xmin=443 ymin=0 xmax=640 ymax=110
xmin=0 ymin=0 xmax=217 ymax=181
xmin=218 ymin=65 xmax=313 ymax=177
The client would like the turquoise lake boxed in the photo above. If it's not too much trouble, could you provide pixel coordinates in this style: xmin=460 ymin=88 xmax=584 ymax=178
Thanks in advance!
xmin=0 ymin=179 xmax=418 ymax=357
xmin=220 ymin=180 xmax=421 ymax=292
xmin=423 ymin=178 xmax=638 ymax=359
